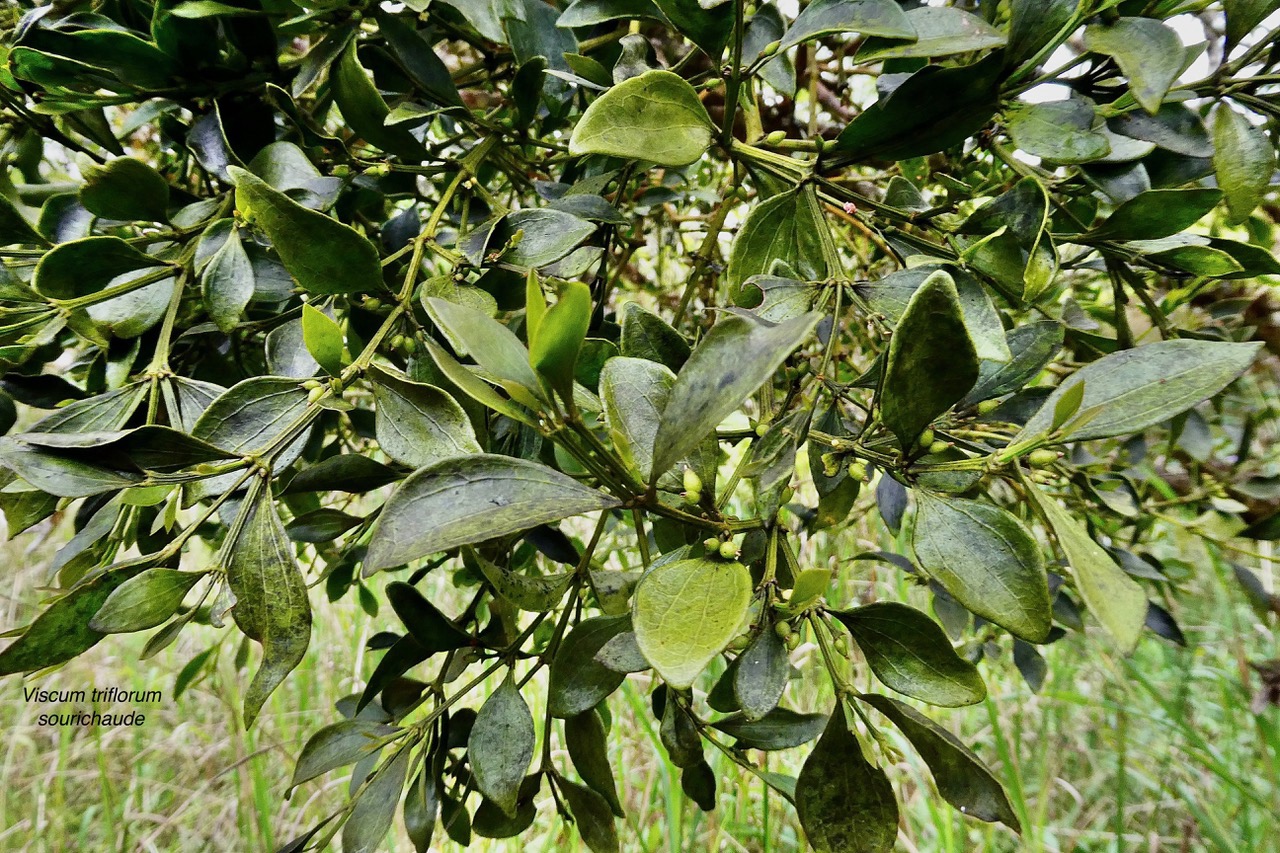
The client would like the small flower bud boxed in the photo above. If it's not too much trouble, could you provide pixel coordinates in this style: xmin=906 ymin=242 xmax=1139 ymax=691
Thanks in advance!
xmin=977 ymin=398 xmax=1002 ymax=415
xmin=917 ymin=428 xmax=935 ymax=449
xmin=683 ymin=467 xmax=703 ymax=496
xmin=306 ymin=386 xmax=325 ymax=404
xmin=774 ymin=620 xmax=793 ymax=639
xmin=761 ymin=39 xmax=781 ymax=57
xmin=847 ymin=460 xmax=868 ymax=481
xmin=765 ymin=130 xmax=787 ymax=146
xmin=1028 ymin=449 xmax=1060 ymax=467
xmin=703 ymin=537 xmax=721 ymax=553
xmin=785 ymin=632 xmax=801 ymax=651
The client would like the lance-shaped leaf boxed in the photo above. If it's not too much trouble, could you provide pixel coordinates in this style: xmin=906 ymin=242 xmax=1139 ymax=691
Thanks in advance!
xmin=1212 ymin=103 xmax=1275 ymax=224
xmin=15 ymin=425 xmax=234 ymax=473
xmin=384 ymin=582 xmax=473 ymax=653
xmin=1014 ymin=339 xmax=1261 ymax=444
xmin=229 ymin=166 xmax=383 ymax=295
xmin=469 ymin=678 xmax=535 ymax=817
xmin=570 ymin=69 xmax=714 ymax=167
xmin=365 ymin=454 xmax=619 ymax=571
xmin=833 ymin=602 xmax=986 ymax=707
xmin=651 ymin=311 xmax=819 ymax=478
xmin=88 ymin=569 xmax=203 ymax=633
xmin=879 ymin=270 xmax=977 ymax=450
xmin=529 ymin=280 xmax=592 ymax=401
xmin=33 ymin=236 xmax=170 ymax=300
xmin=632 ymin=557 xmax=752 ymax=689
xmin=424 ymin=297 xmax=544 ymax=406
xmin=369 ymin=365 xmax=480 ymax=469
xmin=565 ymin=709 xmax=624 ymax=817
xmin=342 ymin=747 xmax=412 ymax=853
xmin=0 ymin=565 xmax=143 ymax=675
xmin=291 ymin=719 xmax=399 ymax=788
xmin=778 ymin=0 xmax=915 ymax=52
xmin=713 ymin=708 xmax=828 ymax=751
xmin=796 ymin=708 xmax=899 ymax=853
xmin=1027 ymin=487 xmax=1146 ymax=653
xmin=962 ymin=321 xmax=1063 ymax=406
xmin=559 ymin=776 xmax=621 ymax=853
xmin=1084 ymin=188 xmax=1222 ymax=241
xmin=859 ymin=694 xmax=1020 ymax=829
xmin=856 ymin=6 xmax=1005 ymax=61
xmin=226 ymin=494 xmax=312 ymax=727
xmin=549 ymin=614 xmax=631 ymax=718
xmin=600 ymin=356 xmax=675 ymax=482
xmin=913 ymin=493 xmax=1053 ymax=643
xmin=1083 ymin=18 xmax=1184 ymax=114
xmin=330 ymin=40 xmax=425 ymax=160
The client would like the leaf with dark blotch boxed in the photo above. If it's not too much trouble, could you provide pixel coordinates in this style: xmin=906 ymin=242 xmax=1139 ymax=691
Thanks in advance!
xmin=365 ymin=454 xmax=619 ymax=572
xmin=291 ymin=719 xmax=399 ymax=788
xmin=549 ymin=615 xmax=630 ymax=718
xmin=859 ymin=693 xmax=1020 ymax=830
xmin=879 ymin=270 xmax=977 ymax=450
xmin=795 ymin=708 xmax=898 ymax=853
xmin=89 ymin=569 xmax=202 ymax=634
xmin=342 ymin=746 xmax=412 ymax=853
xmin=734 ymin=624 xmax=790 ymax=720
xmin=594 ymin=631 xmax=650 ymax=673
xmin=559 ymin=776 xmax=622 ymax=853
xmin=472 ymin=551 xmax=574 ymax=612
xmin=712 ymin=708 xmax=828 ymax=751
xmin=1014 ymin=340 xmax=1261 ymax=444
xmin=0 ymin=565 xmax=143 ymax=675
xmin=913 ymin=493 xmax=1053 ymax=643
xmin=566 ymin=709 xmax=624 ymax=817
xmin=226 ymin=495 xmax=312 ymax=727
xmin=369 ymin=365 xmax=481 ymax=469
xmin=651 ymin=312 xmax=819 ymax=479
xmin=469 ymin=678 xmax=535 ymax=817
xmin=833 ymin=602 xmax=986 ymax=707
xmin=230 ymin=166 xmax=383 ymax=295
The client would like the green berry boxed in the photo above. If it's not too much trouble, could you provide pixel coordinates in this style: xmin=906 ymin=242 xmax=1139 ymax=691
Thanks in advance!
xmin=917 ymin=427 xmax=934 ymax=449
xmin=847 ymin=460 xmax=868 ymax=481
xmin=765 ymin=129 xmax=787 ymax=145
xmin=821 ymin=452 xmax=841 ymax=478
xmin=306 ymin=386 xmax=325 ymax=404
xmin=703 ymin=537 xmax=721 ymax=553
xmin=728 ymin=633 xmax=751 ymax=652
xmin=785 ymin=632 xmax=801 ymax=651
xmin=774 ymin=620 xmax=792 ymax=639
xmin=719 ymin=540 xmax=740 ymax=560
xmin=1028 ymin=449 xmax=1059 ymax=467
xmin=761 ymin=39 xmax=781 ymax=57
xmin=977 ymin=399 xmax=1001 ymax=415
xmin=929 ymin=439 xmax=950 ymax=455
xmin=363 ymin=297 xmax=382 ymax=311
xmin=755 ymin=423 xmax=769 ymax=437
xmin=389 ymin=334 xmax=406 ymax=351
xmin=683 ymin=467 xmax=703 ymax=496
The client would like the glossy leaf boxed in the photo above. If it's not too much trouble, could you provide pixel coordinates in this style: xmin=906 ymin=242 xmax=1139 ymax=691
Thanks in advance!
xmin=81 ymin=157 xmax=169 ymax=222
xmin=778 ymin=0 xmax=915 ymax=51
xmin=1007 ymin=100 xmax=1110 ymax=165
xmin=570 ymin=70 xmax=713 ymax=167
xmin=301 ymin=303 xmax=346 ymax=376
xmin=857 ymin=7 xmax=1005 ymax=62
xmin=726 ymin=188 xmax=828 ymax=297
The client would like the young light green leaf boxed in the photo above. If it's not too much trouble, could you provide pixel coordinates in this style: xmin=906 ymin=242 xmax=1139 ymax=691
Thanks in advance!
xmin=549 ymin=614 xmax=631 ymax=718
xmin=226 ymin=495 xmax=312 ymax=728
xmin=651 ymin=311 xmax=819 ymax=478
xmin=88 ymin=569 xmax=202 ymax=633
xmin=1050 ymin=379 xmax=1086 ymax=433
xmin=914 ymin=492 xmax=1053 ymax=643
xmin=368 ymin=365 xmax=480 ymax=469
xmin=600 ymin=356 xmax=675 ymax=482
xmin=879 ymin=270 xmax=978 ymax=450
xmin=833 ymin=602 xmax=986 ymax=707
xmin=632 ymin=557 xmax=752 ymax=689
xmin=425 ymin=297 xmax=544 ymax=406
xmin=301 ymin=303 xmax=345 ymax=376
xmin=1028 ymin=487 xmax=1146 ymax=653
xmin=1014 ymin=340 xmax=1261 ymax=444
xmin=470 ymin=678 xmax=535 ymax=817
xmin=570 ymin=69 xmax=713 ymax=167
xmin=229 ymin=165 xmax=383 ymax=295
xmin=565 ymin=709 xmax=624 ymax=817
xmin=81 ymin=157 xmax=170 ymax=222
xmin=1084 ymin=18 xmax=1184 ymax=114
xmin=365 ymin=454 xmax=619 ymax=571
xmin=778 ymin=0 xmax=915 ymax=52
xmin=203 ymin=227 xmax=254 ymax=333
xmin=859 ymin=693 xmax=1020 ymax=829
xmin=796 ymin=708 xmax=898 ymax=853
xmin=1212 ymin=103 xmax=1275 ymax=224
xmin=529 ymin=280 xmax=592 ymax=401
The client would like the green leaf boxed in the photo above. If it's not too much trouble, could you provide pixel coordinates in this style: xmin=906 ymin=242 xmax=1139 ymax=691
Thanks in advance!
xmin=651 ymin=0 xmax=733 ymax=58
xmin=342 ymin=747 xmax=411 ymax=853
xmin=422 ymin=338 xmax=539 ymax=427
xmin=16 ymin=425 xmax=233 ymax=472
xmin=0 ymin=193 xmax=49 ymax=246
xmin=632 ymin=557 xmax=752 ymax=689
xmin=202 ymin=227 xmax=255 ymax=333
xmin=962 ymin=321 xmax=1063 ymax=406
xmin=651 ymin=311 xmax=819 ymax=478
xmin=857 ymin=6 xmax=1005 ymax=62
xmin=377 ymin=12 xmax=464 ymax=108
xmin=490 ymin=210 xmax=598 ymax=269
xmin=600 ymin=356 xmax=675 ymax=481
xmin=1050 ymin=379 xmax=1086 ymax=432
xmin=829 ymin=55 xmax=1002 ymax=165
xmin=1085 ymin=188 xmax=1223 ymax=241
xmin=833 ymin=603 xmax=985 ymax=707
xmin=712 ymin=708 xmax=828 ymax=751
xmin=549 ymin=614 xmax=631 ymax=718
xmin=778 ymin=0 xmax=915 ymax=52
xmin=425 ymin=297 xmax=544 ymax=406
xmin=620 ymin=302 xmax=690 ymax=372
xmin=291 ymin=720 xmax=398 ymax=788
xmin=565 ymin=709 xmax=624 ymax=817
xmin=530 ymin=280 xmax=592 ymax=400
xmin=301 ymin=304 xmax=346 ymax=376
xmin=859 ymin=694 xmax=1020 ymax=829
xmin=570 ymin=69 xmax=713 ymax=167
xmin=796 ymin=708 xmax=898 ymax=853
xmin=226 ymin=494 xmax=312 ymax=727
xmin=470 ymin=678 xmax=535 ymax=817
xmin=369 ymin=365 xmax=481 ymax=469
xmin=81 ymin=157 xmax=170 ymax=222
xmin=229 ymin=165 xmax=383 ymax=295
xmin=913 ymin=492 xmax=1053 ymax=643
xmin=734 ymin=623 xmax=790 ymax=721
xmin=1028 ymin=487 xmax=1146 ymax=653
xmin=1212 ymin=104 xmax=1274 ymax=224
xmin=331 ymin=41 xmax=425 ymax=159
xmin=559 ymin=776 xmax=621 ymax=853
xmin=879 ymin=270 xmax=977 ymax=450
xmin=473 ymin=551 xmax=574 ymax=612
xmin=0 ymin=565 xmax=142 ymax=675
xmin=1224 ymin=0 xmax=1280 ymax=47
xmin=33 ymin=236 xmax=169 ymax=300
xmin=384 ymin=581 xmax=473 ymax=653
xmin=1083 ymin=18 xmax=1185 ymax=114
xmin=284 ymin=455 xmax=398 ymax=495
xmin=285 ymin=508 xmax=362 ymax=543
xmin=1006 ymin=0 xmax=1078 ymax=68
xmin=403 ymin=767 xmax=438 ymax=852
xmin=365 ymin=454 xmax=619 ymax=571
xmin=88 ymin=569 xmax=202 ymax=633
xmin=1014 ymin=340 xmax=1261 ymax=444
xmin=0 ymin=442 xmax=142 ymax=497
xmin=1006 ymin=100 xmax=1110 ymax=165
xmin=559 ymin=0 xmax=664 ymax=28
xmin=726 ymin=187 xmax=828 ymax=298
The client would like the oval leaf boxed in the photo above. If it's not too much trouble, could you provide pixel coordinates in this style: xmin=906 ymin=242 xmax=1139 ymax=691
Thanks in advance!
xmin=569 ymin=69 xmax=713 ymax=167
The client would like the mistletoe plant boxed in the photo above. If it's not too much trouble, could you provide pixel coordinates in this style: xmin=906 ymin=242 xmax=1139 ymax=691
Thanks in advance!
xmin=1 ymin=0 xmax=1278 ymax=850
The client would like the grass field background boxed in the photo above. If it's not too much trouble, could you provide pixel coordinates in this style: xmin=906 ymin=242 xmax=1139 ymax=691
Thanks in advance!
xmin=2 ymin=490 xmax=1277 ymax=853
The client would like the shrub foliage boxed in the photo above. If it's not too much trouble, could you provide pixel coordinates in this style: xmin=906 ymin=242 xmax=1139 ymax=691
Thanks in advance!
xmin=1 ymin=0 xmax=1278 ymax=850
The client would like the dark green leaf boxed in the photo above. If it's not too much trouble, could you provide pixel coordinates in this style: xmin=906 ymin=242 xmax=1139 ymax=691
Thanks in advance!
xmin=778 ymin=0 xmax=915 ymax=52
xmin=962 ymin=321 xmax=1063 ymax=406
xmin=559 ymin=776 xmax=621 ymax=853
xmin=566 ymin=709 xmax=624 ymax=817
xmin=1007 ymin=100 xmax=1110 ymax=164
xmin=734 ymin=624 xmax=790 ymax=720
xmin=384 ymin=582 xmax=472 ymax=654
xmin=470 ymin=678 xmax=535 ymax=817
xmin=285 ymin=508 xmax=363 ymax=543
xmin=857 ymin=7 xmax=1005 ymax=62
xmin=651 ymin=0 xmax=733 ymax=58
xmin=559 ymin=0 xmax=664 ymax=28
xmin=331 ymin=41 xmax=425 ymax=159
xmin=796 ymin=708 xmax=898 ymax=853
xmin=1006 ymin=0 xmax=1077 ymax=68
xmin=726 ymin=187 xmax=828 ymax=298
xmin=88 ymin=569 xmax=202 ymax=633
xmin=291 ymin=720 xmax=398 ymax=787
xmin=712 ymin=707 xmax=828 ymax=751
xmin=549 ymin=614 xmax=630 ymax=718
xmin=1085 ymin=188 xmax=1222 ymax=241
xmin=33 ymin=236 xmax=170 ymax=300
xmin=369 ymin=364 xmax=481 ymax=468
xmin=342 ymin=747 xmax=411 ymax=853
xmin=284 ymin=455 xmax=399 ymax=494
xmin=80 ymin=157 xmax=169 ymax=222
